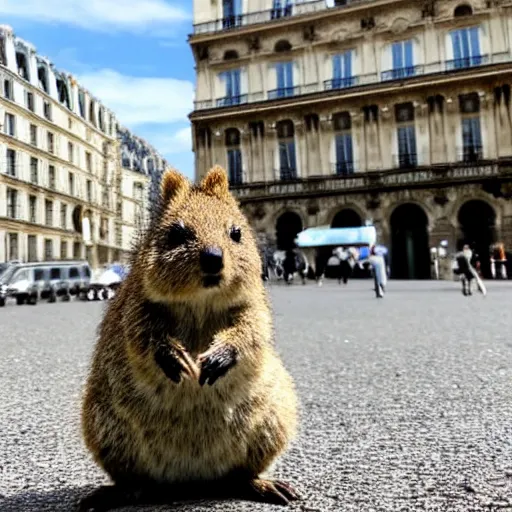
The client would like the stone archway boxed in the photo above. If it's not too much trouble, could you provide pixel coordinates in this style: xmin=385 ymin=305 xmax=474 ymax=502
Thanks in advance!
xmin=276 ymin=211 xmax=303 ymax=251
xmin=390 ymin=203 xmax=431 ymax=279
xmin=458 ymin=200 xmax=497 ymax=278
xmin=331 ymin=208 xmax=363 ymax=228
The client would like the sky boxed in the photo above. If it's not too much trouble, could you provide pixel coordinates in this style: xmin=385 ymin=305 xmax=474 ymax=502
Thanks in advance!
xmin=0 ymin=0 xmax=196 ymax=179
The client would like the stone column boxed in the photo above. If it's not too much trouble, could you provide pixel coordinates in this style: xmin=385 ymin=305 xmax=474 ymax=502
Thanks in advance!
xmin=428 ymin=96 xmax=447 ymax=164
xmin=497 ymin=87 xmax=512 ymax=157
xmin=444 ymin=97 xmax=459 ymax=162
xmin=378 ymin=105 xmax=392 ymax=170
xmin=264 ymin=123 xmax=278 ymax=182
xmin=350 ymin=111 xmax=365 ymax=173
xmin=294 ymin=119 xmax=307 ymax=178
xmin=319 ymin=115 xmax=332 ymax=175
xmin=480 ymin=91 xmax=497 ymax=159
xmin=211 ymin=129 xmax=224 ymax=168
xmin=240 ymin=126 xmax=252 ymax=183
xmin=304 ymin=117 xmax=321 ymax=176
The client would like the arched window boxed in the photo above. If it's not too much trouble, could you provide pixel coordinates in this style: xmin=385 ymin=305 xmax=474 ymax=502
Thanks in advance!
xmin=223 ymin=50 xmax=239 ymax=60
xmin=274 ymin=39 xmax=292 ymax=53
xmin=276 ymin=120 xmax=297 ymax=180
xmin=454 ymin=4 xmax=473 ymax=17
xmin=225 ymin=128 xmax=242 ymax=185
xmin=332 ymin=112 xmax=354 ymax=175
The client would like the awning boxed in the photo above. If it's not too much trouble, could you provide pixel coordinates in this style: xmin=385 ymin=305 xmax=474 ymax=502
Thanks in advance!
xmin=296 ymin=226 xmax=377 ymax=248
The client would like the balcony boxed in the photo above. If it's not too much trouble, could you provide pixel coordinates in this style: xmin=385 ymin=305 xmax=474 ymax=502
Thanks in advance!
xmin=192 ymin=0 xmax=356 ymax=35
xmin=458 ymin=145 xmax=484 ymax=163
xmin=229 ymin=158 xmax=509 ymax=202
xmin=394 ymin=152 xmax=418 ymax=169
xmin=280 ymin=167 xmax=298 ymax=181
xmin=193 ymin=52 xmax=512 ymax=112
xmin=332 ymin=162 xmax=356 ymax=175
xmin=216 ymin=94 xmax=249 ymax=107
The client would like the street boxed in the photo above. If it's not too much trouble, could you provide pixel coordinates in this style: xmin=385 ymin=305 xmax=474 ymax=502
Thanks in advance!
xmin=1 ymin=280 xmax=512 ymax=511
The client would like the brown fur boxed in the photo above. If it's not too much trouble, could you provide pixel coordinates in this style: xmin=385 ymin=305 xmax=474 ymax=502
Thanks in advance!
xmin=81 ymin=166 xmax=299 ymax=507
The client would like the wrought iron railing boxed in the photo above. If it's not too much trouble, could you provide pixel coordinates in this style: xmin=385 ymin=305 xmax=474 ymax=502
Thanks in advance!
xmin=446 ymin=55 xmax=489 ymax=71
xmin=216 ymin=94 xmax=249 ymax=107
xmin=332 ymin=161 xmax=356 ymax=175
xmin=193 ymin=52 xmax=512 ymax=111
xmin=192 ymin=0 xmax=372 ymax=35
xmin=394 ymin=152 xmax=418 ymax=169
xmin=458 ymin=145 xmax=483 ymax=162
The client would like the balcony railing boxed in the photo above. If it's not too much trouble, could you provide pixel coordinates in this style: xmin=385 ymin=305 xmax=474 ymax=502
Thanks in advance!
xmin=279 ymin=167 xmax=298 ymax=181
xmin=394 ymin=152 xmax=418 ymax=169
xmin=229 ymin=158 xmax=509 ymax=201
xmin=193 ymin=52 xmax=512 ymax=112
xmin=446 ymin=55 xmax=489 ymax=71
xmin=268 ymin=86 xmax=300 ymax=100
xmin=332 ymin=162 xmax=356 ymax=175
xmin=192 ymin=0 xmax=373 ymax=35
xmin=381 ymin=65 xmax=424 ymax=81
xmin=458 ymin=145 xmax=484 ymax=162
xmin=216 ymin=94 xmax=249 ymax=107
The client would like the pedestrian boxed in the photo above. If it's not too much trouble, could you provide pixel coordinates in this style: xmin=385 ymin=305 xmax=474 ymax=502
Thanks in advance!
xmin=333 ymin=246 xmax=353 ymax=285
xmin=453 ymin=244 xmax=487 ymax=297
xmin=369 ymin=245 xmax=387 ymax=298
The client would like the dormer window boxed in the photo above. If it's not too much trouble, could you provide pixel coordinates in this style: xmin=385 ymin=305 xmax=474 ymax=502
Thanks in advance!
xmin=38 ymin=65 xmax=49 ymax=93
xmin=56 ymin=76 xmax=71 ymax=109
xmin=16 ymin=51 xmax=29 ymax=81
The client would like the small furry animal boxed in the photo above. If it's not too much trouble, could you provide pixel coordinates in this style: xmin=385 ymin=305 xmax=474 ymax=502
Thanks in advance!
xmin=80 ymin=166 xmax=299 ymax=511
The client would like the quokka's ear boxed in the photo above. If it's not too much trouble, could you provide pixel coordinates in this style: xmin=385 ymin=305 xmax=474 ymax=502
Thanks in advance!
xmin=160 ymin=168 xmax=190 ymax=204
xmin=200 ymin=165 xmax=230 ymax=200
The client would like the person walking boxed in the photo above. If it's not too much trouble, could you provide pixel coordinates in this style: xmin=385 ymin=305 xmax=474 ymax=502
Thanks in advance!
xmin=453 ymin=244 xmax=487 ymax=296
xmin=369 ymin=245 xmax=387 ymax=298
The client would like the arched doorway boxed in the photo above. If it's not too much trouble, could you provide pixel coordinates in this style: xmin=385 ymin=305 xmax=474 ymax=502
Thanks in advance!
xmin=390 ymin=204 xmax=431 ymax=279
xmin=276 ymin=211 xmax=303 ymax=250
xmin=331 ymin=208 xmax=363 ymax=228
xmin=458 ymin=200 xmax=496 ymax=278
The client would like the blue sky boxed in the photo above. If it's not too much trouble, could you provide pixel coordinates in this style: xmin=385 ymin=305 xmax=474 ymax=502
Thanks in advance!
xmin=0 ymin=0 xmax=196 ymax=179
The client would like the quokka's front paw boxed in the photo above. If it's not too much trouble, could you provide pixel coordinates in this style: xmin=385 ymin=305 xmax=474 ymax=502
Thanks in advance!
xmin=198 ymin=344 xmax=238 ymax=386
xmin=154 ymin=341 xmax=200 ymax=384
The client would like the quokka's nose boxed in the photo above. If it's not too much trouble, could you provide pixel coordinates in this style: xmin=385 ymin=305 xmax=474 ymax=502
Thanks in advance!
xmin=200 ymin=246 xmax=224 ymax=275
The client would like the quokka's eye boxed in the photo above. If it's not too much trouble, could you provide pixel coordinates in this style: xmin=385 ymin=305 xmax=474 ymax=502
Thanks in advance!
xmin=230 ymin=226 xmax=242 ymax=243
xmin=167 ymin=222 xmax=194 ymax=248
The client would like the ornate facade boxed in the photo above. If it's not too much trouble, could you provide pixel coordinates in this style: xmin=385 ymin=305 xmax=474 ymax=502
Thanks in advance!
xmin=0 ymin=26 xmax=165 ymax=268
xmin=189 ymin=0 xmax=512 ymax=279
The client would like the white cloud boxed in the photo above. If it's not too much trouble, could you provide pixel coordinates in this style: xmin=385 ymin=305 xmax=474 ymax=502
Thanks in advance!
xmin=0 ymin=0 xmax=189 ymax=33
xmin=77 ymin=68 xmax=194 ymax=126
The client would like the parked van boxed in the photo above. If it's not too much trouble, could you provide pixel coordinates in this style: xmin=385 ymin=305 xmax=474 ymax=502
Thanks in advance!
xmin=0 ymin=261 xmax=91 ymax=306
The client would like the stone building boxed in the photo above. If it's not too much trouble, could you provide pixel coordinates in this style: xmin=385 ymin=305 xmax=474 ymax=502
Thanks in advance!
xmin=0 ymin=26 xmax=162 ymax=268
xmin=189 ymin=0 xmax=512 ymax=279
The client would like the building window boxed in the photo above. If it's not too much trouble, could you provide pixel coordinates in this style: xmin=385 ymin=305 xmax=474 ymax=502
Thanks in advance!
xmin=270 ymin=62 xmax=294 ymax=99
xmin=47 ymin=132 xmax=54 ymax=153
xmin=68 ymin=142 xmax=74 ymax=163
xmin=4 ymin=113 xmax=15 ymax=136
xmin=48 ymin=165 xmax=56 ymax=189
xmin=78 ymin=90 xmax=86 ymax=118
xmin=28 ymin=235 xmax=37 ymax=262
xmin=218 ymin=69 xmax=246 ymax=106
xmin=222 ymin=0 xmax=242 ymax=29
xmin=73 ymin=241 xmax=82 ymax=259
xmin=29 ymin=195 xmax=37 ymax=223
xmin=133 ymin=182 xmax=144 ymax=203
xmin=16 ymin=51 xmax=30 ymax=80
xmin=60 ymin=240 xmax=68 ymax=260
xmin=86 ymin=180 xmax=92 ymax=202
xmin=4 ymin=79 xmax=13 ymax=100
xmin=69 ymin=172 xmax=74 ymax=196
xmin=395 ymin=102 xmax=418 ymax=168
xmin=272 ymin=0 xmax=293 ymax=19
xmin=30 ymin=157 xmax=38 ymax=184
xmin=332 ymin=112 xmax=354 ymax=175
xmin=43 ymin=101 xmax=52 ymax=121
xmin=449 ymin=27 xmax=481 ymax=70
xmin=384 ymin=40 xmax=415 ymax=80
xmin=57 ymin=77 xmax=71 ymax=109
xmin=26 ymin=91 xmax=34 ymax=112
xmin=6 ymin=149 xmax=16 ymax=177
xmin=44 ymin=239 xmax=53 ymax=261
xmin=459 ymin=93 xmax=482 ymax=161
xmin=329 ymin=51 xmax=355 ymax=90
xmin=454 ymin=4 xmax=473 ymax=17
xmin=30 ymin=124 xmax=38 ymax=146
xmin=60 ymin=203 xmax=67 ymax=229
xmin=8 ymin=233 xmax=18 ymax=261
xmin=38 ymin=65 xmax=49 ymax=93
xmin=89 ymin=101 xmax=97 ymax=126
xmin=276 ymin=120 xmax=297 ymax=180
xmin=6 ymin=188 xmax=18 ymax=219
xmin=45 ymin=200 xmax=53 ymax=226
xmin=225 ymin=128 xmax=243 ymax=185
xmin=85 ymin=151 xmax=92 ymax=172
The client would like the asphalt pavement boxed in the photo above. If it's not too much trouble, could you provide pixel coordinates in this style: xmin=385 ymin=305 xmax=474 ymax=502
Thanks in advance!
xmin=1 ymin=279 xmax=512 ymax=511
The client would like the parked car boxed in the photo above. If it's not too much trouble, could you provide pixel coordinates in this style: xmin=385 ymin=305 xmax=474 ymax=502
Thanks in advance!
xmin=81 ymin=263 xmax=129 ymax=301
xmin=0 ymin=261 xmax=91 ymax=306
